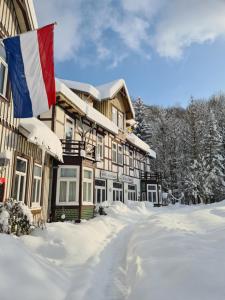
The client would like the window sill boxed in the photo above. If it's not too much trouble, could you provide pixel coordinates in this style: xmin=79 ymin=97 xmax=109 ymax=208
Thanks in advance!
xmin=82 ymin=202 xmax=94 ymax=205
xmin=56 ymin=201 xmax=79 ymax=206
xmin=31 ymin=204 xmax=41 ymax=209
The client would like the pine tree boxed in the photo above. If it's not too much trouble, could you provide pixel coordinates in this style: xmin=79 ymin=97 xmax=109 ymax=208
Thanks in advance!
xmin=133 ymin=97 xmax=151 ymax=142
xmin=201 ymin=110 xmax=225 ymax=203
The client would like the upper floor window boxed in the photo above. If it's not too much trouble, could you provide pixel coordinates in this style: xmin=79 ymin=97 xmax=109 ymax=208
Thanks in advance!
xmin=112 ymin=106 xmax=118 ymax=125
xmin=97 ymin=135 xmax=104 ymax=159
xmin=117 ymin=145 xmax=123 ymax=165
xmin=118 ymin=112 xmax=124 ymax=130
xmin=129 ymin=150 xmax=134 ymax=168
xmin=0 ymin=44 xmax=8 ymax=98
xmin=112 ymin=142 xmax=117 ymax=163
xmin=65 ymin=116 xmax=74 ymax=140
xmin=112 ymin=106 xmax=124 ymax=130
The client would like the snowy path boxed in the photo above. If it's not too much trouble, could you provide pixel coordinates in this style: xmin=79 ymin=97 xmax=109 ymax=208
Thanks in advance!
xmin=66 ymin=225 xmax=135 ymax=300
xmin=2 ymin=202 xmax=225 ymax=300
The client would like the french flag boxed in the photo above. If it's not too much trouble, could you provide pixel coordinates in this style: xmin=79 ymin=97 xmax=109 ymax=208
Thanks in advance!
xmin=3 ymin=24 xmax=56 ymax=118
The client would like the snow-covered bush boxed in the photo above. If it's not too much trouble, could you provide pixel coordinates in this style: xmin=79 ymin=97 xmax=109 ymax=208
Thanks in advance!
xmin=0 ymin=199 xmax=34 ymax=236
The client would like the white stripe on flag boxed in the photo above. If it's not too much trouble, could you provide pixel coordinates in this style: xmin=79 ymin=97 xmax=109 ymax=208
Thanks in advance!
xmin=20 ymin=31 xmax=49 ymax=116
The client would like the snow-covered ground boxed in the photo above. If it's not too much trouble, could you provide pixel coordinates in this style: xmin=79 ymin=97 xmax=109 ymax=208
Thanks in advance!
xmin=1 ymin=201 xmax=225 ymax=300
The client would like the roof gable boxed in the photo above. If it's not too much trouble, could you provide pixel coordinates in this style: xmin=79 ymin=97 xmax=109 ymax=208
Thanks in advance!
xmin=60 ymin=78 xmax=135 ymax=119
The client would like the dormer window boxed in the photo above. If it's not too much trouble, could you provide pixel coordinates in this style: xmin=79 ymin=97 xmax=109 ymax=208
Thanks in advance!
xmin=112 ymin=106 xmax=118 ymax=125
xmin=118 ymin=111 xmax=124 ymax=130
xmin=112 ymin=106 xmax=124 ymax=130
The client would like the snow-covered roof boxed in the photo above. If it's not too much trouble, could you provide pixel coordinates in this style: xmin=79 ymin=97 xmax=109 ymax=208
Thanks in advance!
xmin=19 ymin=118 xmax=63 ymax=161
xmin=126 ymin=133 xmax=156 ymax=158
xmin=60 ymin=79 xmax=99 ymax=99
xmin=60 ymin=78 xmax=135 ymax=119
xmin=56 ymin=79 xmax=119 ymax=135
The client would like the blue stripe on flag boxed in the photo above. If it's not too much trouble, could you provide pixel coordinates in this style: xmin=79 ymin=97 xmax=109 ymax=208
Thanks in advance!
xmin=3 ymin=36 xmax=33 ymax=118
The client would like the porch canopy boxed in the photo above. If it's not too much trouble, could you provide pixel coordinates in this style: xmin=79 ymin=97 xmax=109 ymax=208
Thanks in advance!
xmin=19 ymin=117 xmax=63 ymax=161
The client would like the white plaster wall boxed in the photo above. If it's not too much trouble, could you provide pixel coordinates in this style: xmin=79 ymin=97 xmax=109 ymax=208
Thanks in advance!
xmin=107 ymin=179 xmax=113 ymax=203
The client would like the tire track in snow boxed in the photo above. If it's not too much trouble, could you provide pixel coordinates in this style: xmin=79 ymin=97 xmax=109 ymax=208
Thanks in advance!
xmin=64 ymin=224 xmax=136 ymax=300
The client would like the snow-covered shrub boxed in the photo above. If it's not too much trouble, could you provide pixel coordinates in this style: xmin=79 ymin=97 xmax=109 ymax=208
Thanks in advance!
xmin=0 ymin=199 xmax=34 ymax=236
xmin=0 ymin=205 xmax=9 ymax=233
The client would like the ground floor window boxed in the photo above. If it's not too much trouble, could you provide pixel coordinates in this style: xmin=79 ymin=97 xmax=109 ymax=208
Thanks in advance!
xmin=83 ymin=168 xmax=93 ymax=204
xmin=95 ymin=179 xmax=106 ymax=205
xmin=128 ymin=184 xmax=136 ymax=201
xmin=113 ymin=182 xmax=123 ymax=202
xmin=32 ymin=164 xmax=42 ymax=207
xmin=147 ymin=184 xmax=158 ymax=203
xmin=13 ymin=157 xmax=27 ymax=202
xmin=56 ymin=166 xmax=79 ymax=205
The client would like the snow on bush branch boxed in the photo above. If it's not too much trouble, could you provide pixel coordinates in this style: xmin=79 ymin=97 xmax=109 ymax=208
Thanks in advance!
xmin=0 ymin=199 xmax=34 ymax=235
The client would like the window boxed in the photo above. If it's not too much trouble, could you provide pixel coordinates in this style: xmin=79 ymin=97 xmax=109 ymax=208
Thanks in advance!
xmin=95 ymin=180 xmax=106 ymax=205
xmin=128 ymin=184 xmax=136 ymax=201
xmin=65 ymin=117 xmax=74 ymax=140
xmin=129 ymin=150 xmax=134 ymax=168
xmin=83 ymin=168 xmax=93 ymax=203
xmin=112 ymin=106 xmax=124 ymax=130
xmin=118 ymin=111 xmax=124 ymax=130
xmin=117 ymin=145 xmax=123 ymax=165
xmin=112 ymin=106 xmax=118 ymax=125
xmin=147 ymin=184 xmax=158 ymax=203
xmin=112 ymin=142 xmax=117 ymax=163
xmin=97 ymin=135 xmax=104 ymax=159
xmin=113 ymin=182 xmax=123 ymax=202
xmin=32 ymin=164 xmax=42 ymax=207
xmin=13 ymin=157 xmax=27 ymax=202
xmin=0 ymin=44 xmax=8 ymax=98
xmin=56 ymin=166 xmax=79 ymax=205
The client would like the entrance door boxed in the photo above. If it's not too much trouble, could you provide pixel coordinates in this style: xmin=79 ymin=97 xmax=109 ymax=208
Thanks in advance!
xmin=147 ymin=184 xmax=158 ymax=203
xmin=113 ymin=182 xmax=123 ymax=202
xmin=95 ymin=180 xmax=106 ymax=206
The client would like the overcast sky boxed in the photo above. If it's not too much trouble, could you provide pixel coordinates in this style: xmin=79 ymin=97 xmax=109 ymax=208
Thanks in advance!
xmin=34 ymin=0 xmax=225 ymax=106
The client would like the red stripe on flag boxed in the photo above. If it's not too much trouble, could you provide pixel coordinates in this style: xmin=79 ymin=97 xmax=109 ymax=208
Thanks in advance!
xmin=37 ymin=24 xmax=56 ymax=108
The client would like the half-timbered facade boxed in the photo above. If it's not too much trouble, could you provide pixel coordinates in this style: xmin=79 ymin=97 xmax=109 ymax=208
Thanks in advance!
xmin=39 ymin=78 xmax=158 ymax=222
xmin=0 ymin=0 xmax=62 ymax=222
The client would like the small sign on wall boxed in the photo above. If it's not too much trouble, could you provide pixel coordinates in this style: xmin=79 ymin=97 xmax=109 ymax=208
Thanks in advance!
xmin=0 ymin=178 xmax=6 ymax=202
xmin=101 ymin=170 xmax=117 ymax=180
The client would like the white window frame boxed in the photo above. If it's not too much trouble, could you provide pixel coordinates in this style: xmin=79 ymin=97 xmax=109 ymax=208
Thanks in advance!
xmin=112 ymin=142 xmax=117 ymax=163
xmin=32 ymin=164 xmax=42 ymax=208
xmin=147 ymin=184 xmax=158 ymax=203
xmin=97 ymin=134 xmax=104 ymax=160
xmin=13 ymin=157 xmax=27 ymax=203
xmin=0 ymin=51 xmax=8 ymax=98
xmin=129 ymin=150 xmax=134 ymax=168
xmin=56 ymin=166 xmax=79 ymax=205
xmin=112 ymin=106 xmax=118 ymax=126
xmin=117 ymin=144 xmax=123 ymax=165
xmin=64 ymin=115 xmax=74 ymax=140
xmin=128 ymin=184 xmax=136 ymax=201
xmin=95 ymin=179 xmax=106 ymax=205
xmin=118 ymin=111 xmax=124 ymax=130
xmin=113 ymin=182 xmax=123 ymax=202
xmin=82 ymin=167 xmax=93 ymax=205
